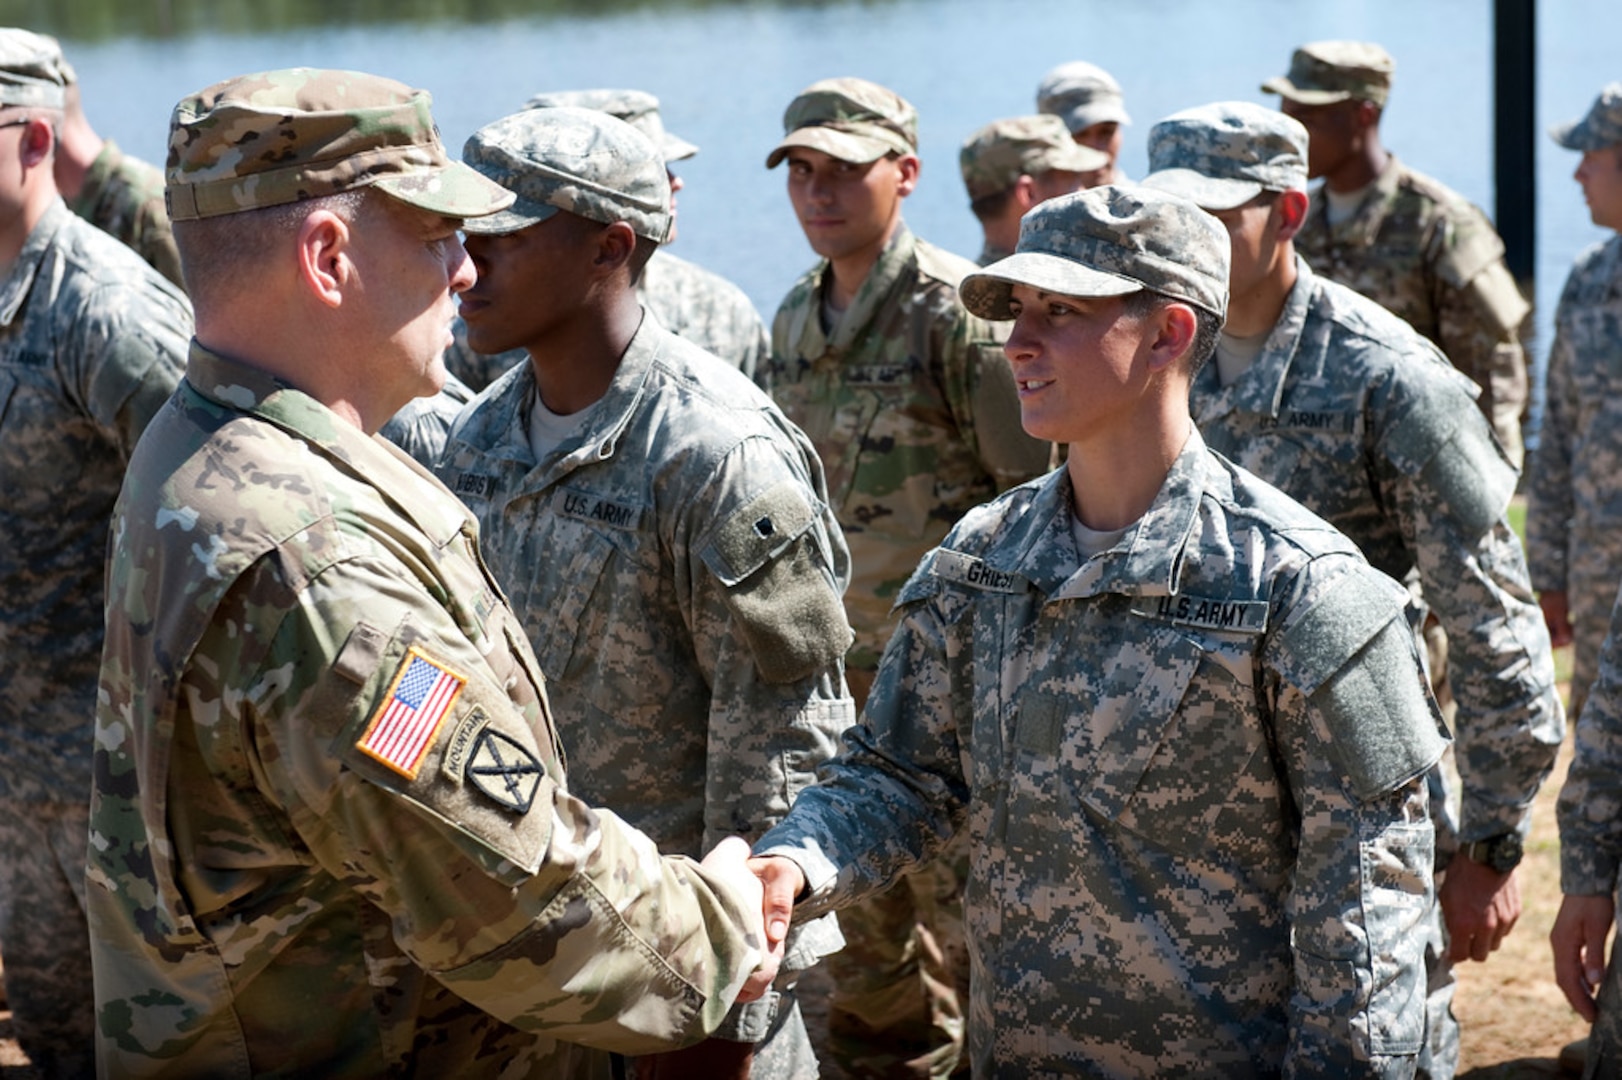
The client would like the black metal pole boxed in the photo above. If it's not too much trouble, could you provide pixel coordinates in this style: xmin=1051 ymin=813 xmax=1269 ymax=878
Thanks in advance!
xmin=1494 ymin=0 xmax=1536 ymax=288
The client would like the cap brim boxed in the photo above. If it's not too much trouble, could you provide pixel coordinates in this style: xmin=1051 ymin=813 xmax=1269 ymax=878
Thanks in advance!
xmin=1051 ymin=141 xmax=1112 ymax=172
xmin=961 ymin=251 xmax=1143 ymax=321
xmin=1548 ymin=119 xmax=1617 ymax=151
xmin=662 ymin=131 xmax=699 ymax=163
xmin=766 ymin=127 xmax=899 ymax=168
xmin=1259 ymin=76 xmax=1352 ymax=105
xmin=458 ymin=196 xmax=561 ymax=235
xmin=1140 ymin=168 xmax=1264 ymax=212
xmin=1057 ymin=102 xmax=1131 ymax=134
xmin=374 ymin=160 xmax=517 ymax=220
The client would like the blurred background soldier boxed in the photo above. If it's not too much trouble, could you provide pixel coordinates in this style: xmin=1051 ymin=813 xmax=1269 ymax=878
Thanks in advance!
xmin=958 ymin=114 xmax=1104 ymax=265
xmin=1262 ymin=40 xmax=1531 ymax=466
xmin=0 ymin=27 xmax=191 ymax=1077
xmin=1035 ymin=60 xmax=1131 ymax=186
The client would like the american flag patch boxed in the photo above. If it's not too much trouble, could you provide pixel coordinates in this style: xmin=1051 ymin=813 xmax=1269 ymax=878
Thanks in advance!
xmin=357 ymin=648 xmax=467 ymax=779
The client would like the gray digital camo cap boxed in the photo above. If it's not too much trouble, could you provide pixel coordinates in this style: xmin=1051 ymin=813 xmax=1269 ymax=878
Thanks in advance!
xmin=961 ymin=185 xmax=1229 ymax=321
xmin=1552 ymin=83 xmax=1622 ymax=152
xmin=1035 ymin=61 xmax=1130 ymax=134
xmin=959 ymin=115 xmax=1109 ymax=200
xmin=766 ymin=77 xmax=918 ymax=168
xmin=165 ymin=68 xmax=514 ymax=222
xmin=524 ymin=88 xmax=699 ymax=163
xmin=0 ymin=28 xmax=67 ymax=109
xmin=1261 ymin=41 xmax=1395 ymax=108
xmin=460 ymin=106 xmax=671 ymax=241
xmin=1141 ymin=102 xmax=1308 ymax=211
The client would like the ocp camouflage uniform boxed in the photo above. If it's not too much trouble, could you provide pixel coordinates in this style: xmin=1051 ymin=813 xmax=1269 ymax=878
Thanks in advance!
xmin=757 ymin=429 xmax=1444 ymax=1077
xmin=438 ymin=313 xmax=853 ymax=1078
xmin=0 ymin=197 xmax=189 ymax=1077
xmin=1293 ymin=156 xmax=1531 ymax=464
xmin=66 ymin=139 xmax=184 ymax=289
xmin=443 ymin=248 xmax=770 ymax=392
xmin=1190 ymin=259 xmax=1564 ymax=1076
xmin=89 ymin=343 xmax=764 ymax=1076
xmin=1526 ymin=234 xmax=1622 ymax=726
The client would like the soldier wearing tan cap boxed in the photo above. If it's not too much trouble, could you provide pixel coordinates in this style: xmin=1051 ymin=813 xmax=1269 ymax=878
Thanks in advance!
xmin=1262 ymin=40 xmax=1532 ymax=467
xmin=88 ymin=67 xmax=776 ymax=1076
xmin=959 ymin=114 xmax=1106 ymax=265
xmin=1035 ymin=60 xmax=1131 ymax=185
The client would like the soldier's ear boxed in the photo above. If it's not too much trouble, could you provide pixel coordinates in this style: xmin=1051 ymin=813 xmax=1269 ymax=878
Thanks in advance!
xmin=895 ymin=153 xmax=921 ymax=197
xmin=593 ymin=220 xmax=638 ymax=278
xmin=297 ymin=208 xmax=353 ymax=309
xmin=1274 ymin=189 xmax=1310 ymax=241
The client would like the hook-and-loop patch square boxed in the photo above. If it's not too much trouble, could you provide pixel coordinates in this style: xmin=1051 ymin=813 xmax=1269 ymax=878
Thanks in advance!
xmin=356 ymin=647 xmax=468 ymax=779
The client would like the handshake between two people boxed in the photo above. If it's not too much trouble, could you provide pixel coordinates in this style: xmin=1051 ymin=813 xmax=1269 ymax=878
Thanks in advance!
xmin=698 ymin=838 xmax=808 ymax=1005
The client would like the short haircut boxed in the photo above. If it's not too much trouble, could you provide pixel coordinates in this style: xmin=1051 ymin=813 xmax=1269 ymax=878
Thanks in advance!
xmin=969 ymin=186 xmax=1016 ymax=224
xmin=1120 ymin=289 xmax=1221 ymax=375
xmin=173 ymin=188 xmax=369 ymax=309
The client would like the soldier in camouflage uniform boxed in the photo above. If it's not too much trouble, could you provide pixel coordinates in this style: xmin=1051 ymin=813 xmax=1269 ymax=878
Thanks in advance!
xmin=1034 ymin=60 xmax=1131 ymax=186
xmin=751 ymin=184 xmax=1445 ymax=1077
xmin=1141 ymin=101 xmax=1563 ymax=1080
xmin=1527 ymin=84 xmax=1622 ymax=730
xmin=435 ymin=106 xmax=852 ymax=1080
xmin=443 ymin=88 xmax=770 ymax=394
xmin=29 ymin=34 xmax=183 ymax=288
xmin=1262 ymin=41 xmax=1531 ymax=466
xmin=958 ymin=114 xmax=1104 ymax=266
xmin=761 ymin=77 xmax=1050 ymax=1078
xmin=0 ymin=30 xmax=191 ymax=1078
xmin=88 ymin=68 xmax=776 ymax=1076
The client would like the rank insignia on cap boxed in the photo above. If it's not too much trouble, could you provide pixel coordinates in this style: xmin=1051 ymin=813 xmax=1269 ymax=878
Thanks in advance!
xmin=357 ymin=648 xmax=467 ymax=779
xmin=466 ymin=729 xmax=543 ymax=814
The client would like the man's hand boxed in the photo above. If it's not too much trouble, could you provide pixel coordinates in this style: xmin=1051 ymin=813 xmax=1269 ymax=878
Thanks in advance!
xmin=728 ymin=854 xmax=806 ymax=1005
xmin=1540 ymin=589 xmax=1574 ymax=648
xmin=1552 ymin=893 xmax=1614 ymax=1022
xmin=701 ymin=837 xmax=778 ymax=1003
xmin=1441 ymin=852 xmax=1521 ymax=962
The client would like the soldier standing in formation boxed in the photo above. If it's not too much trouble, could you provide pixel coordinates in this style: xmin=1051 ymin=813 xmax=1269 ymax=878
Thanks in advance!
xmin=1035 ymin=60 xmax=1131 ymax=187
xmin=437 ymin=104 xmax=853 ymax=1078
xmin=87 ymin=68 xmax=774 ymax=1075
xmin=958 ymin=114 xmax=1104 ymax=266
xmin=0 ymin=30 xmax=191 ymax=1077
xmin=751 ymin=184 xmax=1446 ymax=1077
xmin=1141 ymin=100 xmax=1563 ymax=1080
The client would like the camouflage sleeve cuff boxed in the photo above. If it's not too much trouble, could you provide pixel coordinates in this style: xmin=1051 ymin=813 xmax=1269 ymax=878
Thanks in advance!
xmin=1561 ymin=851 xmax=1620 ymax=898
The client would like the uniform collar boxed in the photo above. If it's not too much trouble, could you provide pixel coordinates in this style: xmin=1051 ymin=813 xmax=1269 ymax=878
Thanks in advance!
xmin=68 ymin=140 xmax=121 ymax=219
xmin=791 ymin=221 xmax=916 ymax=362
xmin=1309 ymin=152 xmax=1403 ymax=248
xmin=1190 ymin=256 xmax=1316 ymax=425
xmin=0 ymin=198 xmax=68 ymax=328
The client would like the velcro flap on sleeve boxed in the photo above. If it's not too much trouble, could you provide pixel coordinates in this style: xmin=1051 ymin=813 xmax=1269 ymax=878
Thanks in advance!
xmin=1382 ymin=397 xmax=1516 ymax=538
xmin=702 ymin=482 xmax=816 ymax=587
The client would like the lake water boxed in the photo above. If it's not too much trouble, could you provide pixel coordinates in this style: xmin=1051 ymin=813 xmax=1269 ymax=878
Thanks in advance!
xmin=16 ymin=0 xmax=1622 ymax=424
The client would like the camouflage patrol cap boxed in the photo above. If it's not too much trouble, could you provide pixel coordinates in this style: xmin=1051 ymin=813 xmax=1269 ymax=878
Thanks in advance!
xmin=766 ymin=77 xmax=917 ymax=168
xmin=0 ymin=29 xmax=67 ymax=109
xmin=1552 ymin=83 xmax=1622 ymax=152
xmin=1262 ymin=41 xmax=1395 ymax=108
xmin=1141 ymin=102 xmax=1308 ymax=211
xmin=460 ymin=106 xmax=671 ymax=241
xmin=1035 ymin=61 xmax=1130 ymax=135
xmin=165 ymin=68 xmax=514 ymax=223
xmin=961 ymin=185 xmax=1228 ymax=321
xmin=959 ymin=116 xmax=1108 ymax=201
xmin=524 ymin=88 xmax=699 ymax=163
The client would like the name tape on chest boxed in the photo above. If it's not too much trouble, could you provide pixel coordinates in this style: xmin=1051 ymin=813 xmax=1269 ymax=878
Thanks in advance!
xmin=1261 ymin=410 xmax=1357 ymax=434
xmin=845 ymin=363 xmax=909 ymax=387
xmin=931 ymin=549 xmax=1027 ymax=593
xmin=357 ymin=648 xmax=468 ymax=779
xmin=557 ymin=487 xmax=643 ymax=531
xmin=452 ymin=472 xmax=500 ymax=500
xmin=1132 ymin=594 xmax=1269 ymax=635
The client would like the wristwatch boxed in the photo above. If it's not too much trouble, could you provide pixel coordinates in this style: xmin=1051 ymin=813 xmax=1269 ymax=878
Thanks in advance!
xmin=1461 ymin=831 xmax=1524 ymax=874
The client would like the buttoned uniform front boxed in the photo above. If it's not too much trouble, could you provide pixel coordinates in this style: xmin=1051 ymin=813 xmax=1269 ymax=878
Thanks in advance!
xmin=761 ymin=222 xmax=1050 ymax=677
xmin=437 ymin=313 xmax=852 ymax=1071
xmin=1293 ymin=156 xmax=1530 ymax=463
xmin=1526 ymin=234 xmax=1622 ymax=725
xmin=443 ymin=248 xmax=771 ymax=394
xmin=756 ymin=430 xmax=1445 ymax=1077
xmin=88 ymin=342 xmax=764 ymax=1077
xmin=0 ymin=198 xmax=189 ymax=1075
xmin=1191 ymin=258 xmax=1562 ymax=851
xmin=66 ymin=139 xmax=182 ymax=288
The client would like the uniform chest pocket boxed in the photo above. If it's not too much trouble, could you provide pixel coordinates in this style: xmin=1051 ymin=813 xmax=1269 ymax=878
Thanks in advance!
xmin=0 ymin=368 xmax=90 ymax=490
xmin=530 ymin=523 xmax=618 ymax=682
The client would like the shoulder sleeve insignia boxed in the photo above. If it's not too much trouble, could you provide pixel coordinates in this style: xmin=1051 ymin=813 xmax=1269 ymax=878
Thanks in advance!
xmin=356 ymin=647 xmax=467 ymax=780
xmin=465 ymin=729 xmax=543 ymax=814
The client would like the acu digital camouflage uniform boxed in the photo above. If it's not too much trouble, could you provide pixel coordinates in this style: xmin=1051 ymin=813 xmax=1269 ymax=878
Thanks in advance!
xmin=380 ymin=367 xmax=474 ymax=468
xmin=1145 ymin=104 xmax=1562 ymax=1079
xmin=0 ymin=29 xmax=192 ymax=1076
xmin=437 ymin=106 xmax=850 ymax=1078
xmin=88 ymin=69 xmax=765 ymax=1076
xmin=763 ymin=77 xmax=1051 ymax=1078
xmin=1526 ymin=83 xmax=1622 ymax=728
xmin=756 ymin=430 xmax=1444 ymax=1077
xmin=1263 ymin=42 xmax=1531 ymax=464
